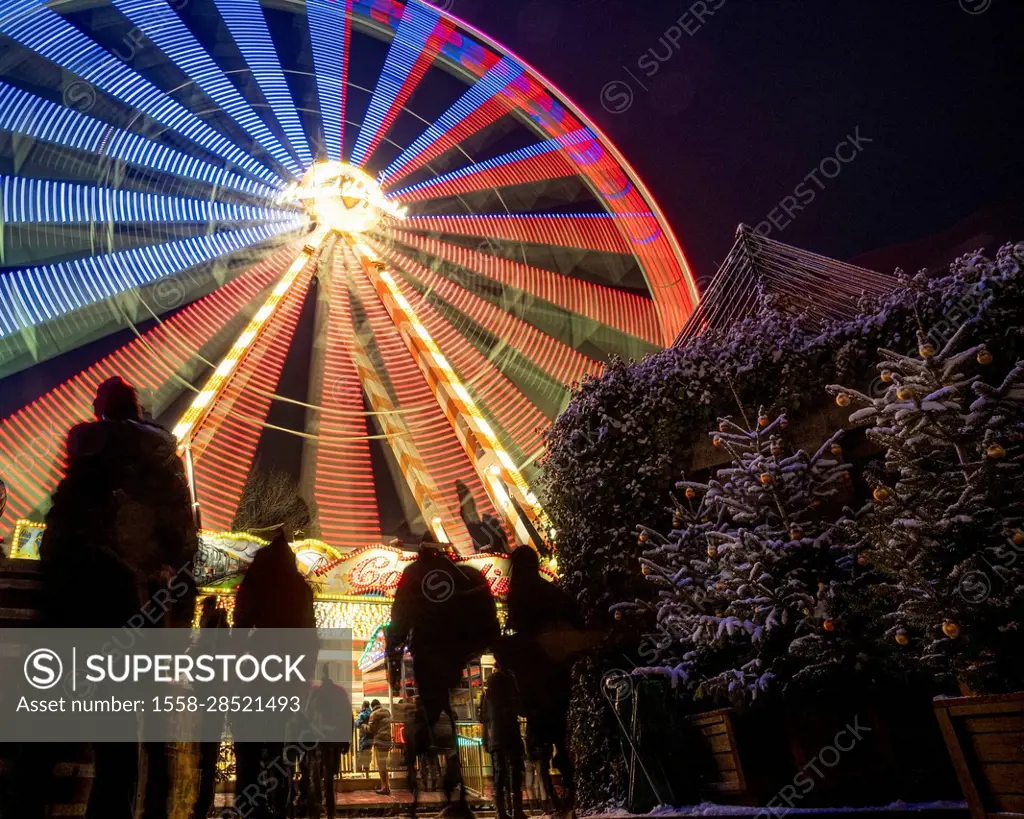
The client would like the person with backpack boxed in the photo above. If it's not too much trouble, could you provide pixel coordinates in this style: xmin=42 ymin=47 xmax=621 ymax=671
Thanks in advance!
xmin=354 ymin=701 xmax=374 ymax=775
xmin=386 ymin=535 xmax=500 ymax=817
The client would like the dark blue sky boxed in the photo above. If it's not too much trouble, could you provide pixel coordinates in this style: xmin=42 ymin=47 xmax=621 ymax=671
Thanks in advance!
xmin=452 ymin=0 xmax=1023 ymax=282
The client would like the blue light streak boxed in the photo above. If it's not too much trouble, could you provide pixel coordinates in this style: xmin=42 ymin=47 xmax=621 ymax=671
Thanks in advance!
xmin=0 ymin=84 xmax=277 ymax=200
xmin=379 ymin=56 xmax=524 ymax=185
xmin=211 ymin=0 xmax=314 ymax=169
xmin=111 ymin=0 xmax=304 ymax=178
xmin=1 ymin=176 xmax=297 ymax=224
xmin=388 ymin=128 xmax=594 ymax=199
xmin=349 ymin=1 xmax=442 ymax=168
xmin=0 ymin=0 xmax=281 ymax=186
xmin=307 ymin=0 xmax=352 ymax=162
xmin=0 ymin=221 xmax=305 ymax=338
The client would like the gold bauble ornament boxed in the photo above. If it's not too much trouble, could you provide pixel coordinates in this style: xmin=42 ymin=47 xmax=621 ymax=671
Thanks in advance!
xmin=873 ymin=487 xmax=890 ymax=503
xmin=641 ymin=565 xmax=650 ymax=576
xmin=770 ymin=444 xmax=783 ymax=457
xmin=801 ymin=608 xmax=810 ymax=616
xmin=919 ymin=343 xmax=936 ymax=359
xmin=830 ymin=443 xmax=843 ymax=457
xmin=895 ymin=629 xmax=909 ymax=646
xmin=672 ymin=516 xmax=684 ymax=529
xmin=713 ymin=436 xmax=723 ymax=448
xmin=823 ymin=619 xmax=836 ymax=632
xmin=758 ymin=415 xmax=770 ymax=428
xmin=987 ymin=444 xmax=1007 ymax=459
xmin=614 ymin=610 xmax=623 ymax=621
xmin=789 ymin=527 xmax=804 ymax=541
xmin=942 ymin=620 xmax=961 ymax=639
xmin=638 ymin=531 xmax=649 ymax=544
xmin=685 ymin=487 xmax=697 ymax=500
xmin=836 ymin=393 xmax=852 ymax=408
xmin=896 ymin=386 xmax=914 ymax=401
xmin=857 ymin=554 xmax=868 ymax=566
xmin=1011 ymin=530 xmax=1024 ymax=546
xmin=977 ymin=349 xmax=993 ymax=366
xmin=880 ymin=370 xmax=894 ymax=383
xmin=707 ymin=546 xmax=717 ymax=558
xmin=760 ymin=473 xmax=774 ymax=486
xmin=715 ymin=610 xmax=725 ymax=617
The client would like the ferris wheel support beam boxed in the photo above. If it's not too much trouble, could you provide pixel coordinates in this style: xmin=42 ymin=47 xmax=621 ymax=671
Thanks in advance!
xmin=344 ymin=300 xmax=473 ymax=554
xmin=172 ymin=229 xmax=326 ymax=448
xmin=346 ymin=235 xmax=551 ymax=552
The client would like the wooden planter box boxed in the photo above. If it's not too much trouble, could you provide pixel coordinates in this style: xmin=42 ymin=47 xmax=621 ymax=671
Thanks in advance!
xmin=677 ymin=692 xmax=959 ymax=807
xmin=934 ymin=692 xmax=1024 ymax=819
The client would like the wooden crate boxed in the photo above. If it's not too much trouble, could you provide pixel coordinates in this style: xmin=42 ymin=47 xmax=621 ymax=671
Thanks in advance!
xmin=934 ymin=692 xmax=1024 ymax=819
xmin=683 ymin=708 xmax=748 ymax=798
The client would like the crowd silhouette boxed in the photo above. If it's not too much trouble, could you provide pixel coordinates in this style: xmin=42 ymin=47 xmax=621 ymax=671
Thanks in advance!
xmin=12 ymin=377 xmax=587 ymax=819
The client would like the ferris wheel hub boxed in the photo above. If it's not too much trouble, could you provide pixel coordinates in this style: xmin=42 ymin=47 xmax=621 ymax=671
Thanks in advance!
xmin=283 ymin=161 xmax=407 ymax=235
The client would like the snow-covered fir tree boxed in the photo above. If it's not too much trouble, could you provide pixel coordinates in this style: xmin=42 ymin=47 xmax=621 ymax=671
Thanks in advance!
xmin=622 ymin=408 xmax=859 ymax=704
xmin=830 ymin=324 xmax=1024 ymax=692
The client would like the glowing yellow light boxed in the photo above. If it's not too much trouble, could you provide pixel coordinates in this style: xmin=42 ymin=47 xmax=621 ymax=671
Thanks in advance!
xmin=287 ymin=161 xmax=406 ymax=235
xmin=174 ymin=243 xmax=316 ymax=444
xmin=489 ymin=464 xmax=502 ymax=477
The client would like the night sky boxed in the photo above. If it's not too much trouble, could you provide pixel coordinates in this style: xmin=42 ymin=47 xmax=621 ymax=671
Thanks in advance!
xmin=449 ymin=0 xmax=1024 ymax=283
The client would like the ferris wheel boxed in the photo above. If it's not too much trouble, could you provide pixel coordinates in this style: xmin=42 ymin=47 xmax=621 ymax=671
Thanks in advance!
xmin=0 ymin=0 xmax=698 ymax=555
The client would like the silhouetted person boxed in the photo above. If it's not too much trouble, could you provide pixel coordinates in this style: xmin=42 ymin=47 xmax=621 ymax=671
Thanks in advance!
xmin=504 ymin=546 xmax=584 ymax=812
xmin=232 ymin=529 xmax=318 ymax=819
xmin=193 ymin=597 xmax=229 ymax=819
xmin=455 ymin=479 xmax=508 ymax=554
xmin=481 ymin=665 xmax=527 ymax=819
xmin=308 ymin=666 xmax=353 ymax=819
xmin=36 ymin=376 xmax=198 ymax=819
xmin=355 ymin=700 xmax=374 ymax=775
xmin=361 ymin=699 xmax=392 ymax=796
xmin=386 ymin=536 xmax=500 ymax=816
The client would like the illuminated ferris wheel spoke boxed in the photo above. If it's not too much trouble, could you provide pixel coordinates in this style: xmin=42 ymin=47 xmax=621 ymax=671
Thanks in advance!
xmin=359 ymin=244 xmax=548 ymax=495
xmin=191 ymin=264 xmax=315 ymax=532
xmin=378 ymin=56 xmax=526 ymax=186
xmin=385 ymin=129 xmax=594 ymax=201
xmin=386 ymin=230 xmax=663 ymax=346
xmin=348 ymin=257 xmax=503 ymax=528
xmin=210 ymin=0 xmax=314 ymax=170
xmin=0 ymin=176 xmax=296 ymax=225
xmin=344 ymin=302 xmax=474 ymax=552
xmin=402 ymin=214 xmax=638 ymax=254
xmin=110 ymin=0 xmax=305 ymax=178
xmin=374 ymin=242 xmax=599 ymax=391
xmin=0 ymin=1 xmax=283 ymax=186
xmin=306 ymin=248 xmax=383 ymax=550
xmin=0 ymin=244 xmax=305 ymax=524
xmin=0 ymin=84 xmax=277 ymax=201
xmin=349 ymin=1 xmax=455 ymax=168
xmin=307 ymin=0 xmax=353 ymax=162
xmin=389 ymin=273 xmax=548 ymax=464
xmin=0 ymin=221 xmax=304 ymax=338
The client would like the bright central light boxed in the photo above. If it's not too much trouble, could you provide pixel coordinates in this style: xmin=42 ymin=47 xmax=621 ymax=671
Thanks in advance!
xmin=282 ymin=161 xmax=407 ymax=234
